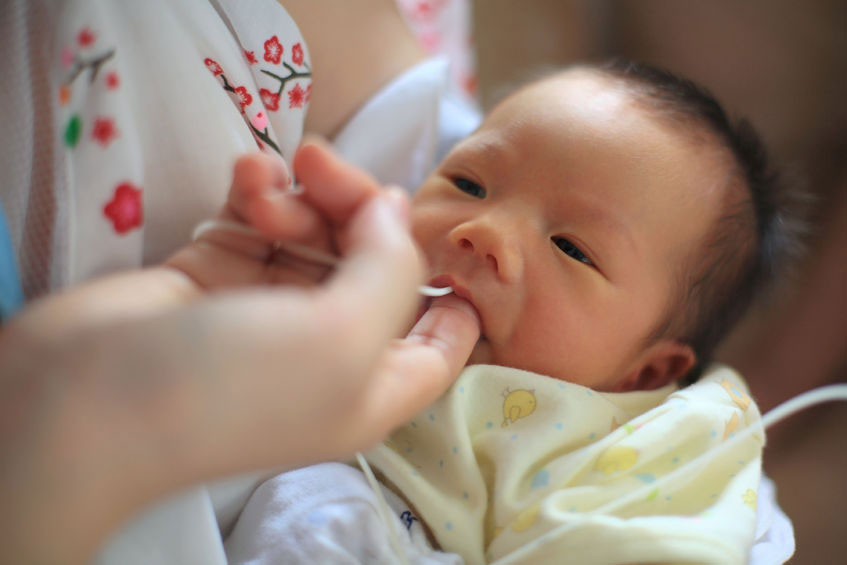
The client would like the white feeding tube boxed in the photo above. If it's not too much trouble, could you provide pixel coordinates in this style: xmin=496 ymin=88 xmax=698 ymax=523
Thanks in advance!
xmin=192 ymin=219 xmax=453 ymax=297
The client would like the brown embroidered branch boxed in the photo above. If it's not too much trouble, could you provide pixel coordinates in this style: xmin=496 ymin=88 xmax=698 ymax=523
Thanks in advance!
xmin=64 ymin=49 xmax=115 ymax=85
xmin=250 ymin=125 xmax=281 ymax=155
xmin=219 ymin=73 xmax=237 ymax=94
xmin=260 ymin=61 xmax=312 ymax=96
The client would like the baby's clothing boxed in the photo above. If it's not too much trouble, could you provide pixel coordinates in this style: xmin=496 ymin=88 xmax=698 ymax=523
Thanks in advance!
xmin=370 ymin=365 xmax=764 ymax=563
xmin=231 ymin=364 xmax=770 ymax=563
xmin=225 ymin=462 xmax=462 ymax=564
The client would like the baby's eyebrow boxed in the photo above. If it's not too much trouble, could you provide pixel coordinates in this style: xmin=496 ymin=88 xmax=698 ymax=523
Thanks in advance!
xmin=564 ymin=198 xmax=637 ymax=256
xmin=455 ymin=134 xmax=510 ymax=166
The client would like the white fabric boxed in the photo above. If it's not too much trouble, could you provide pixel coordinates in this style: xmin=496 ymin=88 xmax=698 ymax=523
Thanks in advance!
xmin=96 ymin=487 xmax=226 ymax=565
xmin=225 ymin=462 xmax=462 ymax=564
xmin=333 ymin=56 xmax=481 ymax=194
xmin=750 ymin=476 xmax=795 ymax=564
xmin=334 ymin=58 xmax=446 ymax=193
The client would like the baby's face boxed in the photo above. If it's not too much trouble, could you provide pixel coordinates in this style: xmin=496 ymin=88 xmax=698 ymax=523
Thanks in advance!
xmin=412 ymin=71 xmax=726 ymax=391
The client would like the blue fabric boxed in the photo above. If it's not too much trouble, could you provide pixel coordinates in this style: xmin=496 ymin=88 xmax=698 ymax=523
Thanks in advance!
xmin=0 ymin=201 xmax=24 ymax=321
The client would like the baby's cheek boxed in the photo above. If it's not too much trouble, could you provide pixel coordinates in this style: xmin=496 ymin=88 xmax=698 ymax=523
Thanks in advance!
xmin=410 ymin=212 xmax=435 ymax=252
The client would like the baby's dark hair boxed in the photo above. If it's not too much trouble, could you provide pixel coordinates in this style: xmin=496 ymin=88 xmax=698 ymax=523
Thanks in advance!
xmin=590 ymin=59 xmax=803 ymax=381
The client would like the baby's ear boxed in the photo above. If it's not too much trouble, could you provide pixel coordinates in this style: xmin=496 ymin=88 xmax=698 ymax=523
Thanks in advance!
xmin=618 ymin=340 xmax=696 ymax=392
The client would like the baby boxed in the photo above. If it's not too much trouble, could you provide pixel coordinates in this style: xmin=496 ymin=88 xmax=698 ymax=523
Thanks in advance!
xmin=215 ymin=61 xmax=795 ymax=563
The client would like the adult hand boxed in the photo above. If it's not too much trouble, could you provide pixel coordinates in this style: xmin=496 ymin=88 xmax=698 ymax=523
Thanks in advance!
xmin=163 ymin=141 xmax=483 ymax=450
xmin=0 ymin=143 xmax=480 ymax=564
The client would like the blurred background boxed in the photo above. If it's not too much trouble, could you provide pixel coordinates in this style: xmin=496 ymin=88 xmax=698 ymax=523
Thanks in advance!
xmin=403 ymin=0 xmax=846 ymax=561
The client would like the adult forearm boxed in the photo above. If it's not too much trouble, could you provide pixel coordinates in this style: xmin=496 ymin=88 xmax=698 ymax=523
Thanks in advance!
xmin=0 ymin=302 xmax=265 ymax=563
xmin=281 ymin=0 xmax=426 ymax=138
xmin=1 ymin=322 xmax=175 ymax=563
xmin=0 ymin=268 xmax=206 ymax=563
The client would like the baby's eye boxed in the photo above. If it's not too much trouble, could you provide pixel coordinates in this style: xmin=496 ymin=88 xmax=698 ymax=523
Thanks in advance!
xmin=552 ymin=237 xmax=594 ymax=266
xmin=453 ymin=177 xmax=486 ymax=198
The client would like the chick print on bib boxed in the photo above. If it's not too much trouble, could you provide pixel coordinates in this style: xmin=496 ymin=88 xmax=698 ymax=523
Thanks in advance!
xmin=501 ymin=388 xmax=536 ymax=427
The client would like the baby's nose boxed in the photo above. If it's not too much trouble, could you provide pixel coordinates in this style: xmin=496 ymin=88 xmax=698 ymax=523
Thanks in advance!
xmin=450 ymin=219 xmax=522 ymax=283
xmin=456 ymin=235 xmax=500 ymax=272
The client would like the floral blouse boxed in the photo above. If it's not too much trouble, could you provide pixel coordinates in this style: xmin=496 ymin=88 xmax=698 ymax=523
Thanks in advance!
xmin=54 ymin=0 xmax=311 ymax=285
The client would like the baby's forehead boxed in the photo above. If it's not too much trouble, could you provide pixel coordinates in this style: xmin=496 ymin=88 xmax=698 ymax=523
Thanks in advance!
xmin=509 ymin=68 xmax=632 ymax=109
xmin=481 ymin=70 xmax=659 ymax=147
xmin=493 ymin=68 xmax=734 ymax=169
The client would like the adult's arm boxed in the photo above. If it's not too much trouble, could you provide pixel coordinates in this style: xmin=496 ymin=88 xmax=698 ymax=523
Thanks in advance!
xmin=280 ymin=0 xmax=426 ymax=139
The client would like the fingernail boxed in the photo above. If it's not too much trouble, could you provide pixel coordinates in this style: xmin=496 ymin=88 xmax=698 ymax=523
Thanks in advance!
xmin=384 ymin=187 xmax=411 ymax=226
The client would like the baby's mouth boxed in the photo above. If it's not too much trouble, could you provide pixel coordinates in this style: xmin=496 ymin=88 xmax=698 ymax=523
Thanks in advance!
xmin=424 ymin=275 xmax=486 ymax=334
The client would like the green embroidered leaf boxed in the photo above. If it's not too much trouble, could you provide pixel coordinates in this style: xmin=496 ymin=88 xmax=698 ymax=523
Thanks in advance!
xmin=64 ymin=115 xmax=82 ymax=147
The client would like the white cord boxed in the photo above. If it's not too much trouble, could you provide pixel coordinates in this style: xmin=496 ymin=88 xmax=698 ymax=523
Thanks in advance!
xmin=192 ymin=219 xmax=453 ymax=297
xmin=760 ymin=383 xmax=847 ymax=429
xmin=193 ymin=219 xmax=341 ymax=265
xmin=356 ymin=452 xmax=410 ymax=565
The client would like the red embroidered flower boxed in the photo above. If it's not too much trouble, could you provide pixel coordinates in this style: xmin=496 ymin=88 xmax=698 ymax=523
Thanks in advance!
xmin=288 ymin=83 xmax=306 ymax=108
xmin=234 ymin=86 xmax=253 ymax=111
xmin=417 ymin=2 xmax=432 ymax=17
xmin=292 ymin=43 xmax=304 ymax=66
xmin=103 ymin=182 xmax=143 ymax=234
xmin=263 ymin=35 xmax=283 ymax=64
xmin=105 ymin=71 xmax=120 ymax=89
xmin=305 ymin=84 xmax=312 ymax=103
xmin=245 ymin=50 xmax=257 ymax=64
xmin=92 ymin=117 xmax=118 ymax=147
xmin=204 ymin=58 xmax=223 ymax=76
xmin=260 ymin=88 xmax=280 ymax=111
xmin=77 ymin=27 xmax=96 ymax=47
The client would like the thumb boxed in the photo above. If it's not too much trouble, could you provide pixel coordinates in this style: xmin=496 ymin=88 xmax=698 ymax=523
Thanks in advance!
xmin=352 ymin=295 xmax=482 ymax=443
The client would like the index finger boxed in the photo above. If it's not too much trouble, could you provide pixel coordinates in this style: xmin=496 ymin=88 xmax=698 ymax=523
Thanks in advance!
xmin=292 ymin=139 xmax=382 ymax=225
xmin=315 ymin=190 xmax=425 ymax=370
